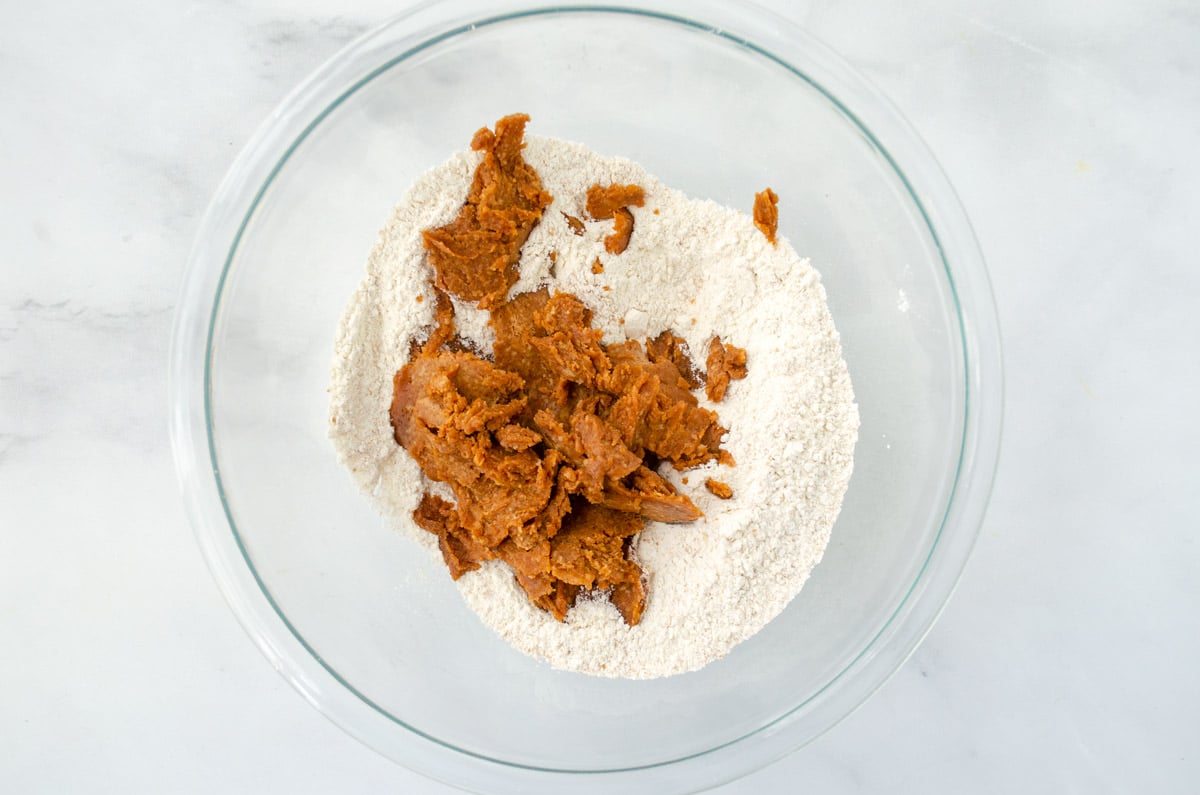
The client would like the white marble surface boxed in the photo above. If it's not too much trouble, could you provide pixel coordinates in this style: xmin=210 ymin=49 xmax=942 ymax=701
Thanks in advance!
xmin=4 ymin=0 xmax=1197 ymax=791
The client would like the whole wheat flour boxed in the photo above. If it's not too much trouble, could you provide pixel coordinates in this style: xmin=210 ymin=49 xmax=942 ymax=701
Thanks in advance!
xmin=329 ymin=135 xmax=859 ymax=679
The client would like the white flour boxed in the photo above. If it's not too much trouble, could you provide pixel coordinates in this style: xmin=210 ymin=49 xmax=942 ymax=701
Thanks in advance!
xmin=329 ymin=135 xmax=859 ymax=679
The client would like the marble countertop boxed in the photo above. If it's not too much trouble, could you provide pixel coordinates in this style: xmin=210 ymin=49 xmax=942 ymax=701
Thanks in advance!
xmin=4 ymin=0 xmax=1196 ymax=792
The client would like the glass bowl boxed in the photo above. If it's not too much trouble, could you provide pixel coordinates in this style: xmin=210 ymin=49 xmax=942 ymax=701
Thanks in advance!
xmin=169 ymin=1 xmax=1003 ymax=792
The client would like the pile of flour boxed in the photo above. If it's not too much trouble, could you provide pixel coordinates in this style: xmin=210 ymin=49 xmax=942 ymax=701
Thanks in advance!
xmin=328 ymin=136 xmax=859 ymax=679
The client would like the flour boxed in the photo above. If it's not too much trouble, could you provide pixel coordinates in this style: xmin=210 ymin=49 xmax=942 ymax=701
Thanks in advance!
xmin=329 ymin=135 xmax=859 ymax=679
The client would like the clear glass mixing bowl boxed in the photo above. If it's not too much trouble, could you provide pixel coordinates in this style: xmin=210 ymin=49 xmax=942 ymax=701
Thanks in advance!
xmin=170 ymin=2 xmax=1003 ymax=792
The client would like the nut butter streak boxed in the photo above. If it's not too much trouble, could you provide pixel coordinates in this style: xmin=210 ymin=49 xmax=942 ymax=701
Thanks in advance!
xmin=753 ymin=187 xmax=779 ymax=246
xmin=421 ymin=114 xmax=552 ymax=309
xmin=586 ymin=182 xmax=646 ymax=255
xmin=393 ymin=114 xmax=745 ymax=626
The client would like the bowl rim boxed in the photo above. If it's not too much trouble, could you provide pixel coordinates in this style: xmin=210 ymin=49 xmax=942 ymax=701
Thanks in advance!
xmin=169 ymin=1 xmax=1004 ymax=791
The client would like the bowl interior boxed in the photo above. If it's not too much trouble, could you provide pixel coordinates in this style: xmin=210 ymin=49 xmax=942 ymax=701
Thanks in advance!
xmin=205 ymin=8 xmax=964 ymax=772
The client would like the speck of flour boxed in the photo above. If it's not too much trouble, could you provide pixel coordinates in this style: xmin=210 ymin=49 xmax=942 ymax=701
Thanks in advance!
xmin=328 ymin=135 xmax=859 ymax=679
